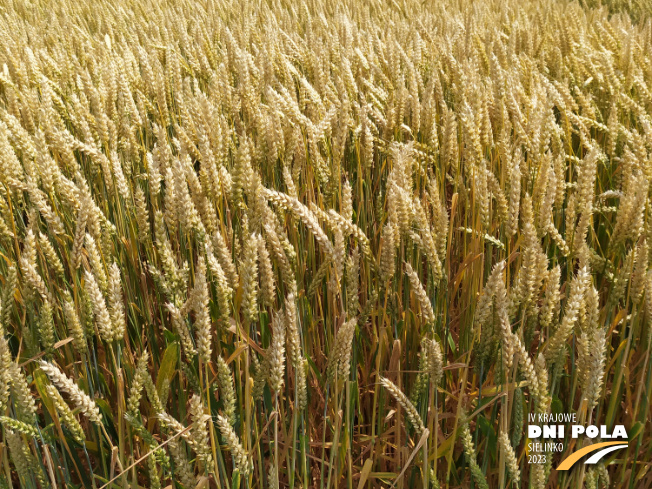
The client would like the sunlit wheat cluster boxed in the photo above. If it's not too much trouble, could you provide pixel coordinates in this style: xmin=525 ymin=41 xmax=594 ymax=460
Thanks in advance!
xmin=0 ymin=0 xmax=650 ymax=487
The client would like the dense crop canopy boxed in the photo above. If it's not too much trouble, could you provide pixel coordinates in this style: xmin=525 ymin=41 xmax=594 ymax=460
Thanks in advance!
xmin=0 ymin=0 xmax=650 ymax=487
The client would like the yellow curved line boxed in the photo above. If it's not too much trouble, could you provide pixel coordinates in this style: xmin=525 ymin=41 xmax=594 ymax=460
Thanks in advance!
xmin=557 ymin=442 xmax=627 ymax=471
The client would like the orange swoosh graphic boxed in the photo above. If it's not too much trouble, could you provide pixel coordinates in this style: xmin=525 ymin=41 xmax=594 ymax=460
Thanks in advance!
xmin=557 ymin=441 xmax=627 ymax=471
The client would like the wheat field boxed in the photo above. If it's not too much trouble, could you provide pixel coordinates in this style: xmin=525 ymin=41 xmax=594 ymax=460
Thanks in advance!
xmin=0 ymin=0 xmax=650 ymax=487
